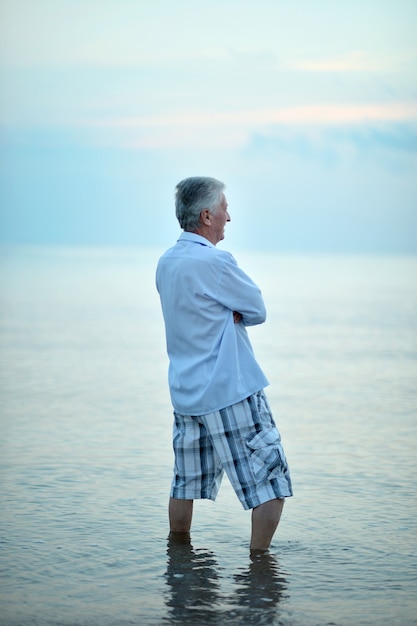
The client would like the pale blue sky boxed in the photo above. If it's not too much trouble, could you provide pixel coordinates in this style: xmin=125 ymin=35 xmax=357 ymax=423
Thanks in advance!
xmin=1 ymin=0 xmax=416 ymax=251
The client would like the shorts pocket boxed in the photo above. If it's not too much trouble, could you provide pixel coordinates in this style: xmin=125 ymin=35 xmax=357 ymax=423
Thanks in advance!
xmin=246 ymin=428 xmax=287 ymax=483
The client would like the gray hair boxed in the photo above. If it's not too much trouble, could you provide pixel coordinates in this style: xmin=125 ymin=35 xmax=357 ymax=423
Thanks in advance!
xmin=175 ymin=176 xmax=225 ymax=232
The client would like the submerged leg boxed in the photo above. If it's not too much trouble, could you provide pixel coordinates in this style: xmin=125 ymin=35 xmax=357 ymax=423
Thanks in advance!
xmin=250 ymin=498 xmax=284 ymax=552
xmin=169 ymin=497 xmax=194 ymax=533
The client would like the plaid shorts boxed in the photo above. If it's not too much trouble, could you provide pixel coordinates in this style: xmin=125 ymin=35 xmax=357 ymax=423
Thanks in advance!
xmin=171 ymin=390 xmax=293 ymax=510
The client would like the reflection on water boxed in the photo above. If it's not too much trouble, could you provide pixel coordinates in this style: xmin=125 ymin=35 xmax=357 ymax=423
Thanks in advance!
xmin=164 ymin=533 xmax=221 ymax=624
xmin=233 ymin=551 xmax=287 ymax=615
xmin=164 ymin=533 xmax=288 ymax=625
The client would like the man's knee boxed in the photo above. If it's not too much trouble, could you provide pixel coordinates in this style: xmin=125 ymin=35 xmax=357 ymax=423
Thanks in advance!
xmin=253 ymin=498 xmax=284 ymax=521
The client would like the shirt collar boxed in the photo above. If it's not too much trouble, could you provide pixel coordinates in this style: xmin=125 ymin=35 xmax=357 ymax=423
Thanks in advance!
xmin=178 ymin=231 xmax=215 ymax=248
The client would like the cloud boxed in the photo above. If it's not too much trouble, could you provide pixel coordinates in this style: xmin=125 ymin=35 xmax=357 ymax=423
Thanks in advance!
xmin=118 ymin=102 xmax=417 ymax=127
xmin=245 ymin=121 xmax=417 ymax=172
xmin=338 ymin=124 xmax=417 ymax=155
xmin=1 ymin=119 xmax=416 ymax=252
xmin=291 ymin=50 xmax=417 ymax=73
xmin=80 ymin=102 xmax=417 ymax=151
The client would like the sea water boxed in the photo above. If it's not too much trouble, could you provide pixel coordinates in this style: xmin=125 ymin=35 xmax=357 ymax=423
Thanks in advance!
xmin=0 ymin=245 xmax=416 ymax=626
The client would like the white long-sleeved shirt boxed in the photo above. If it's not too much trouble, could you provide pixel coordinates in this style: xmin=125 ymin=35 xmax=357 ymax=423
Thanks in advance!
xmin=156 ymin=231 xmax=269 ymax=415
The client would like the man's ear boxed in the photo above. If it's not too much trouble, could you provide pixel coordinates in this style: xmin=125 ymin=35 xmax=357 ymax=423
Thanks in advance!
xmin=200 ymin=209 xmax=211 ymax=225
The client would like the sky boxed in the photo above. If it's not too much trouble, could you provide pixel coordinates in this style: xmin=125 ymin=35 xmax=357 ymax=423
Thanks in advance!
xmin=0 ymin=0 xmax=416 ymax=252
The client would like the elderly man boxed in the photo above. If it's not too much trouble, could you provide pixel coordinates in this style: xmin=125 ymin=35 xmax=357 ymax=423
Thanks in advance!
xmin=156 ymin=176 xmax=292 ymax=552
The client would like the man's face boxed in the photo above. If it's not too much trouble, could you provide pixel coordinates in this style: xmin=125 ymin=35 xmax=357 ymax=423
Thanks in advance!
xmin=210 ymin=194 xmax=231 ymax=244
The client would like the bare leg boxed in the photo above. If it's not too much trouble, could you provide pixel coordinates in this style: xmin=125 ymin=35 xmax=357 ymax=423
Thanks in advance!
xmin=250 ymin=498 xmax=284 ymax=552
xmin=169 ymin=497 xmax=194 ymax=532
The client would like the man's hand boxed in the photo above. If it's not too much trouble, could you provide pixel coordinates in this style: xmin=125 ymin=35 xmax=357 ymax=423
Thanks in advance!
xmin=233 ymin=311 xmax=242 ymax=324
